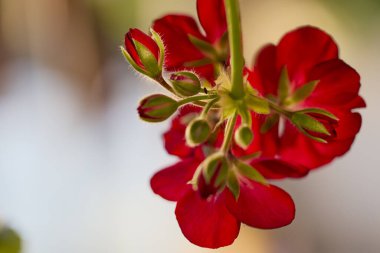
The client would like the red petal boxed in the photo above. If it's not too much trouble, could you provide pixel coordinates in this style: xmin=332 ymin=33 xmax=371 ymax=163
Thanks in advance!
xmin=227 ymin=180 xmax=295 ymax=229
xmin=175 ymin=190 xmax=240 ymax=248
xmin=280 ymin=112 xmax=362 ymax=169
xmin=334 ymin=111 xmax=362 ymax=140
xmin=277 ymin=26 xmax=338 ymax=87
xmin=151 ymin=159 xmax=200 ymax=201
xmin=125 ymin=31 xmax=143 ymax=68
xmin=280 ymin=122 xmax=331 ymax=168
xmin=127 ymin=28 xmax=159 ymax=61
xmin=163 ymin=106 xmax=200 ymax=158
xmin=304 ymin=59 xmax=362 ymax=111
xmin=251 ymin=159 xmax=309 ymax=179
xmin=250 ymin=44 xmax=279 ymax=96
xmin=163 ymin=128 xmax=192 ymax=158
xmin=197 ymin=0 xmax=227 ymax=43
xmin=152 ymin=15 xmax=215 ymax=81
xmin=232 ymin=114 xmax=279 ymax=158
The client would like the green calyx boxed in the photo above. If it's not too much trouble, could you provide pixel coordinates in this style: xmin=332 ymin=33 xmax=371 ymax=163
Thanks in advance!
xmin=277 ymin=67 xmax=319 ymax=106
xmin=218 ymin=83 xmax=270 ymax=120
xmin=202 ymin=153 xmax=229 ymax=185
xmin=188 ymin=34 xmax=228 ymax=63
xmin=227 ymin=159 xmax=268 ymax=200
xmin=190 ymin=152 xmax=229 ymax=194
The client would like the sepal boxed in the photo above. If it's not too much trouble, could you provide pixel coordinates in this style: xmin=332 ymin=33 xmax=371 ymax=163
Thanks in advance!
xmin=278 ymin=67 xmax=290 ymax=102
xmin=234 ymin=161 xmax=267 ymax=185
xmin=284 ymin=80 xmax=318 ymax=105
xmin=227 ymin=170 xmax=240 ymax=200
xmin=260 ymin=114 xmax=280 ymax=134
xmin=246 ymin=96 xmax=270 ymax=114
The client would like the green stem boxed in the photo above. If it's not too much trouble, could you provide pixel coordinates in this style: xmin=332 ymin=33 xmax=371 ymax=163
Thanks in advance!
xmin=221 ymin=112 xmax=238 ymax=153
xmin=157 ymin=76 xmax=175 ymax=94
xmin=201 ymin=97 xmax=220 ymax=118
xmin=268 ymin=101 xmax=293 ymax=118
xmin=178 ymin=94 xmax=218 ymax=106
xmin=225 ymin=0 xmax=245 ymax=99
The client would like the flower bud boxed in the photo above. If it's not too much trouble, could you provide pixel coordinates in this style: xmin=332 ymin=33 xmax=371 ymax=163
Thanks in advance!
xmin=197 ymin=153 xmax=229 ymax=199
xmin=291 ymin=109 xmax=338 ymax=143
xmin=169 ymin=71 xmax=201 ymax=97
xmin=138 ymin=94 xmax=178 ymax=122
xmin=185 ymin=118 xmax=211 ymax=147
xmin=123 ymin=28 xmax=162 ymax=78
xmin=235 ymin=125 xmax=254 ymax=149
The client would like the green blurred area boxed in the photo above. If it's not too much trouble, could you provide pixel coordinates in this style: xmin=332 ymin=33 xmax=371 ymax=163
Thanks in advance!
xmin=0 ymin=226 xmax=21 ymax=253
xmin=319 ymin=0 xmax=380 ymax=32
xmin=85 ymin=0 xmax=137 ymax=43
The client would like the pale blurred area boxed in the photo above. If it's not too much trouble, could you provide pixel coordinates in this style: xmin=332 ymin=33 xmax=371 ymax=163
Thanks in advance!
xmin=0 ymin=0 xmax=379 ymax=252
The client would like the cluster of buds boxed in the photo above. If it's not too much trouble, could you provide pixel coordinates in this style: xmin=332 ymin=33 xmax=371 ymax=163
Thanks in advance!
xmin=122 ymin=0 xmax=364 ymax=249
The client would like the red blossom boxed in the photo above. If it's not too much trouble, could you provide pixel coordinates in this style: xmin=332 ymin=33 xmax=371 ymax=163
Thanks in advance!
xmin=151 ymin=106 xmax=296 ymax=248
xmin=123 ymin=0 xmax=365 ymax=248
xmin=249 ymin=26 xmax=365 ymax=169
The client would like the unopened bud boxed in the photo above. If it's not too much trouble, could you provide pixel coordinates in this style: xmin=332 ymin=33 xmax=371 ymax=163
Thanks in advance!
xmin=235 ymin=125 xmax=254 ymax=149
xmin=169 ymin=71 xmax=201 ymax=97
xmin=185 ymin=118 xmax=211 ymax=147
xmin=197 ymin=153 xmax=229 ymax=199
xmin=291 ymin=109 xmax=338 ymax=143
xmin=123 ymin=28 xmax=162 ymax=78
xmin=138 ymin=94 xmax=178 ymax=122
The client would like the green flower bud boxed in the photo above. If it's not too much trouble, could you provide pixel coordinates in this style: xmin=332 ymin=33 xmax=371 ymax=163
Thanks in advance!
xmin=185 ymin=118 xmax=211 ymax=147
xmin=138 ymin=94 xmax=178 ymax=122
xmin=235 ymin=125 xmax=254 ymax=149
xmin=169 ymin=71 xmax=201 ymax=97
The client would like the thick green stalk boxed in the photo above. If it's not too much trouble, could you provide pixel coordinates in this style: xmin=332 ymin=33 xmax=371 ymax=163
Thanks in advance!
xmin=201 ymin=97 xmax=220 ymax=118
xmin=221 ymin=112 xmax=238 ymax=153
xmin=225 ymin=0 xmax=245 ymax=99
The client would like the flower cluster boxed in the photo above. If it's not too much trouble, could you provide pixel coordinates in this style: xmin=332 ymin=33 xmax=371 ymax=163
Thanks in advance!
xmin=122 ymin=0 xmax=365 ymax=249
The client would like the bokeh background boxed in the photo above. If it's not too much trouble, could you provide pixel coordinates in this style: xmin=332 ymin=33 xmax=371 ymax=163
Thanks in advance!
xmin=0 ymin=0 xmax=379 ymax=252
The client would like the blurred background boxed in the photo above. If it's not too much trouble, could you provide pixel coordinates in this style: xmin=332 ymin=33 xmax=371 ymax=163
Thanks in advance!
xmin=0 ymin=0 xmax=379 ymax=252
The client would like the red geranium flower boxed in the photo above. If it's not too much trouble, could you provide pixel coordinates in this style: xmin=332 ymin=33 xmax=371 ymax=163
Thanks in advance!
xmin=249 ymin=26 xmax=366 ymax=169
xmin=151 ymin=107 xmax=296 ymax=248
xmin=153 ymin=0 xmax=228 ymax=82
